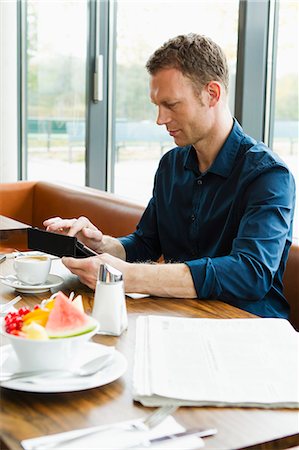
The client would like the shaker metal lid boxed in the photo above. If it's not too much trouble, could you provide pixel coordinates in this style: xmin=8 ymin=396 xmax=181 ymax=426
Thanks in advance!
xmin=98 ymin=263 xmax=123 ymax=283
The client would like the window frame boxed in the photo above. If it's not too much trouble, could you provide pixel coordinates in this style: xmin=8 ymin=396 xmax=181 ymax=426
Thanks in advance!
xmin=234 ymin=0 xmax=276 ymax=144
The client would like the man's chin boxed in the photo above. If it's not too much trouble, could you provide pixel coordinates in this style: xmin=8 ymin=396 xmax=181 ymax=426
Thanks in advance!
xmin=173 ymin=136 xmax=188 ymax=147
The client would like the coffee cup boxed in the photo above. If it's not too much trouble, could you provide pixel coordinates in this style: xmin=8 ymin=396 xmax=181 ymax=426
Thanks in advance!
xmin=13 ymin=255 xmax=51 ymax=285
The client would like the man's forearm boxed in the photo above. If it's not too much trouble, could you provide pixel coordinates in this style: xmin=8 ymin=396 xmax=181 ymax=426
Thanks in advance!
xmin=125 ymin=262 xmax=197 ymax=298
xmin=99 ymin=235 xmax=126 ymax=260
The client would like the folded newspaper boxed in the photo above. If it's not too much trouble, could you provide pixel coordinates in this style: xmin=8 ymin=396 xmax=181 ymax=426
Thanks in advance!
xmin=133 ymin=316 xmax=299 ymax=408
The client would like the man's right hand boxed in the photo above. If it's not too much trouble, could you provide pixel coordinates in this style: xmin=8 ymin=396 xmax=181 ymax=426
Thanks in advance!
xmin=43 ymin=216 xmax=103 ymax=253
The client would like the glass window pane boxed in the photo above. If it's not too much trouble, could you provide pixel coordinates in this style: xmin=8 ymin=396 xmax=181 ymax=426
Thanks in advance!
xmin=272 ymin=1 xmax=299 ymax=237
xmin=112 ymin=0 xmax=239 ymax=204
xmin=26 ymin=0 xmax=87 ymax=185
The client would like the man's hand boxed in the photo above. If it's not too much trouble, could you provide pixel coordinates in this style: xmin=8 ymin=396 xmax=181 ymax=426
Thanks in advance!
xmin=43 ymin=216 xmax=103 ymax=253
xmin=62 ymin=253 xmax=129 ymax=290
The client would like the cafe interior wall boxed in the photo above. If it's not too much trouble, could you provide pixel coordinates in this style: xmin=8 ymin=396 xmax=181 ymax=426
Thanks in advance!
xmin=0 ymin=0 xmax=18 ymax=184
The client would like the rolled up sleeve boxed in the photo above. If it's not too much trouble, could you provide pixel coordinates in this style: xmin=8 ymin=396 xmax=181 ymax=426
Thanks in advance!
xmin=185 ymin=166 xmax=296 ymax=305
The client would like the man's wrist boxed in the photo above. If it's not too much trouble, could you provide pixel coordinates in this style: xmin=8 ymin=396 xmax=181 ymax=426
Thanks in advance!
xmin=98 ymin=235 xmax=126 ymax=260
xmin=124 ymin=263 xmax=148 ymax=294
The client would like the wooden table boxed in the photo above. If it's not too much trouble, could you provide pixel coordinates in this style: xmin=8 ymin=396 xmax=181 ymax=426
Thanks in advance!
xmin=1 ymin=257 xmax=299 ymax=450
xmin=0 ymin=216 xmax=30 ymax=253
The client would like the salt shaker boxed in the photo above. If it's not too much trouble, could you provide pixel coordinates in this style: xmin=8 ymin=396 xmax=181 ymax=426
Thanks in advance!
xmin=92 ymin=263 xmax=128 ymax=336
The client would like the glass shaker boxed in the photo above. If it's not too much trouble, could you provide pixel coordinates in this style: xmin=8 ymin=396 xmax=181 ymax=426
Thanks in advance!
xmin=92 ymin=263 xmax=128 ymax=336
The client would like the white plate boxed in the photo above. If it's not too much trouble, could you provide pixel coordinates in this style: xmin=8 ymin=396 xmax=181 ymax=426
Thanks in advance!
xmin=0 ymin=342 xmax=127 ymax=393
xmin=0 ymin=274 xmax=64 ymax=293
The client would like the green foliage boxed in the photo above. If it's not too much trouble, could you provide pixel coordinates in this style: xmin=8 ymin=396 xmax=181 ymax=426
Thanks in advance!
xmin=27 ymin=56 xmax=86 ymax=118
xmin=116 ymin=64 xmax=156 ymax=121
xmin=275 ymin=74 xmax=298 ymax=120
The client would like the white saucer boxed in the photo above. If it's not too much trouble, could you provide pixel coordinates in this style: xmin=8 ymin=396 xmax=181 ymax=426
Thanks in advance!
xmin=0 ymin=274 xmax=64 ymax=293
xmin=0 ymin=342 xmax=127 ymax=393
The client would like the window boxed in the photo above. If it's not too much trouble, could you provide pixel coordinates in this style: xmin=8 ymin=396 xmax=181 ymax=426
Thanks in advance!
xmin=112 ymin=0 xmax=239 ymax=204
xmin=24 ymin=0 xmax=88 ymax=184
xmin=19 ymin=0 xmax=298 ymax=235
xmin=272 ymin=1 xmax=298 ymax=236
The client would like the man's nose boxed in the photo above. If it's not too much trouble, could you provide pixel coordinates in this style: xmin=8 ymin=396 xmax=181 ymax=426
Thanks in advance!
xmin=156 ymin=107 xmax=171 ymax=126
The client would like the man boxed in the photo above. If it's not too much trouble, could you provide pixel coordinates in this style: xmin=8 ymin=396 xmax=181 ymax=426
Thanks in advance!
xmin=44 ymin=34 xmax=295 ymax=318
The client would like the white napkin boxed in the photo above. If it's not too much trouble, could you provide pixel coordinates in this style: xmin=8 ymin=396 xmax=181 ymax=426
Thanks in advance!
xmin=21 ymin=416 xmax=204 ymax=450
xmin=126 ymin=293 xmax=150 ymax=299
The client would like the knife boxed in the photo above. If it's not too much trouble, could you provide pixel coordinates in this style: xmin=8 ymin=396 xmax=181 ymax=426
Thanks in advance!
xmin=128 ymin=427 xmax=217 ymax=448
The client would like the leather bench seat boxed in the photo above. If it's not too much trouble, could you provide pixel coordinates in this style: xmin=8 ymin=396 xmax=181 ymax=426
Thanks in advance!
xmin=283 ymin=242 xmax=299 ymax=331
xmin=0 ymin=181 xmax=144 ymax=237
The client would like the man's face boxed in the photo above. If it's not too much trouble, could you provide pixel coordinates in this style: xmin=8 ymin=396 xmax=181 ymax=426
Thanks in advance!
xmin=150 ymin=68 xmax=212 ymax=148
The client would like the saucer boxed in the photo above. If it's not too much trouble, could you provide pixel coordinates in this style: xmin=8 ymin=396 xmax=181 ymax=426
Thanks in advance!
xmin=0 ymin=342 xmax=127 ymax=393
xmin=0 ymin=274 xmax=64 ymax=293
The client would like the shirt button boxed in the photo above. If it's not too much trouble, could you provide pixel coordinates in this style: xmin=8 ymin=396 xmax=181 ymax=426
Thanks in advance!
xmin=197 ymin=179 xmax=203 ymax=185
xmin=191 ymin=214 xmax=195 ymax=221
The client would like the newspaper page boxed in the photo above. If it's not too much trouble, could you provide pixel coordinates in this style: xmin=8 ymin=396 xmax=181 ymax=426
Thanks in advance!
xmin=133 ymin=316 xmax=299 ymax=408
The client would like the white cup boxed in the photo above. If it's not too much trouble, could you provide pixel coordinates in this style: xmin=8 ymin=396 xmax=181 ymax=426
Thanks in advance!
xmin=13 ymin=255 xmax=51 ymax=285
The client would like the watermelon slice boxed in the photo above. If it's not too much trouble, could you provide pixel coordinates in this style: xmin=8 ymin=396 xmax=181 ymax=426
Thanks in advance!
xmin=45 ymin=292 xmax=97 ymax=338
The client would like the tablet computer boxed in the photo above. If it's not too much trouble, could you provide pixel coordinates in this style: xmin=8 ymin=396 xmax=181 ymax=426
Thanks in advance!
xmin=27 ymin=227 xmax=97 ymax=258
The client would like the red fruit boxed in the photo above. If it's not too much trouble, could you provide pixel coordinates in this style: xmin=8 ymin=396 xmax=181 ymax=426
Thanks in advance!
xmin=6 ymin=324 xmax=17 ymax=333
xmin=34 ymin=304 xmax=40 ymax=310
xmin=6 ymin=312 xmax=17 ymax=319
xmin=5 ymin=317 xmax=14 ymax=325
xmin=19 ymin=307 xmax=30 ymax=316
xmin=5 ymin=312 xmax=24 ymax=333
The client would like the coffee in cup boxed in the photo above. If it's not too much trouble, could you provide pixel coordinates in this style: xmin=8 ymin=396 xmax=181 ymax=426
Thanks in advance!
xmin=13 ymin=255 xmax=51 ymax=285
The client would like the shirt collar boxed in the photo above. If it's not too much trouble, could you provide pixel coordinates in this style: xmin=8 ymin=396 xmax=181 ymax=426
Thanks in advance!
xmin=184 ymin=119 xmax=245 ymax=178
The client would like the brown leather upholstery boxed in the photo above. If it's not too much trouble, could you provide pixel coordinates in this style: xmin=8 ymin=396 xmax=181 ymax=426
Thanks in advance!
xmin=32 ymin=182 xmax=145 ymax=237
xmin=283 ymin=243 xmax=299 ymax=331
xmin=0 ymin=181 xmax=144 ymax=237
xmin=0 ymin=181 xmax=36 ymax=226
xmin=1 ymin=181 xmax=298 ymax=329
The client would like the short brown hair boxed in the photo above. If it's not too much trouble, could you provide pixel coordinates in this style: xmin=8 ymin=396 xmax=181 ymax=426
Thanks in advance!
xmin=146 ymin=33 xmax=229 ymax=92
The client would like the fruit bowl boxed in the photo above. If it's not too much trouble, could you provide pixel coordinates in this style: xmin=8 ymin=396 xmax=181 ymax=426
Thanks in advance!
xmin=2 ymin=320 xmax=99 ymax=371
xmin=1 ymin=292 xmax=99 ymax=371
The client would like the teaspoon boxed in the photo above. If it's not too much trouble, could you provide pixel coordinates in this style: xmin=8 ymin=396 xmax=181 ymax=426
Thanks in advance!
xmin=1 ymin=352 xmax=114 ymax=383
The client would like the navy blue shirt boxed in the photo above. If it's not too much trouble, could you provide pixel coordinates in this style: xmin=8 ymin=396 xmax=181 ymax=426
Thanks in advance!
xmin=119 ymin=120 xmax=295 ymax=318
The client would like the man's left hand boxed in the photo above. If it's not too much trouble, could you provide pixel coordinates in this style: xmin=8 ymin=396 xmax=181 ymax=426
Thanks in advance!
xmin=62 ymin=253 xmax=129 ymax=290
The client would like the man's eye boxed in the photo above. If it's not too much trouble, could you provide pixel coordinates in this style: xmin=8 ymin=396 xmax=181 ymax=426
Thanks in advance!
xmin=166 ymin=103 xmax=177 ymax=109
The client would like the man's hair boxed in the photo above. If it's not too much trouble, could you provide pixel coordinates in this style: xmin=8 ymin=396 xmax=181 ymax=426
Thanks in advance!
xmin=146 ymin=33 xmax=229 ymax=93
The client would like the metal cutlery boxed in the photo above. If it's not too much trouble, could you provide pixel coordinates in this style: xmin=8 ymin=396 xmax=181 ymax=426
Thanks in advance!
xmin=123 ymin=405 xmax=178 ymax=431
xmin=0 ymin=275 xmax=18 ymax=281
xmin=0 ymin=275 xmax=24 ymax=286
xmin=0 ymin=353 xmax=114 ymax=383
xmin=30 ymin=405 xmax=178 ymax=450
xmin=127 ymin=426 xmax=218 ymax=448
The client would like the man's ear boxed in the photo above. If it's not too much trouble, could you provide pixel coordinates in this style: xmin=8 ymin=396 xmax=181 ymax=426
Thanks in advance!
xmin=206 ymin=81 xmax=221 ymax=106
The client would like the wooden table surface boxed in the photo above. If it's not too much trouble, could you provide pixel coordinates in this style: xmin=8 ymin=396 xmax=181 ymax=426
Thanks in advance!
xmin=1 ymin=257 xmax=299 ymax=450
xmin=0 ymin=216 xmax=30 ymax=253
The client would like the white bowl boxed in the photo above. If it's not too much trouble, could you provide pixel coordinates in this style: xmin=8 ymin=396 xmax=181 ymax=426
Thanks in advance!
xmin=2 ymin=318 xmax=99 ymax=371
